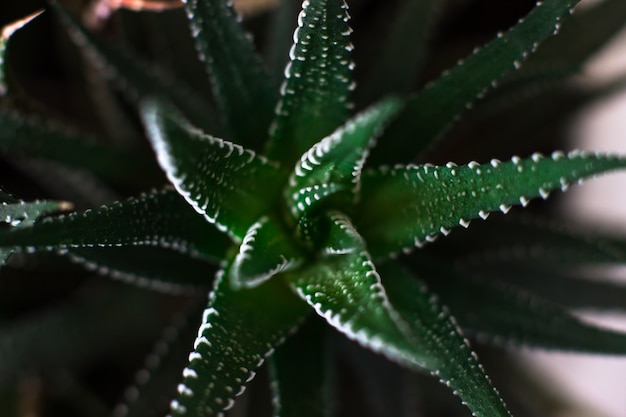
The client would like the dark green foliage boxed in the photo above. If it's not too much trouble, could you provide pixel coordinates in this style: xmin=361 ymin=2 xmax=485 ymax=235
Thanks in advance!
xmin=2 ymin=0 xmax=626 ymax=416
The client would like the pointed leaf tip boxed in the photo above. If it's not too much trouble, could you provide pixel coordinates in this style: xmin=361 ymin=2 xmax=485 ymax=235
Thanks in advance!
xmin=356 ymin=151 xmax=626 ymax=258
xmin=141 ymin=99 xmax=286 ymax=241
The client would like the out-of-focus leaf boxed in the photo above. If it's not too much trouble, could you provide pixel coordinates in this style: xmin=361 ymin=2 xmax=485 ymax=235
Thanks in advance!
xmin=409 ymin=256 xmax=626 ymax=354
xmin=269 ymin=318 xmax=333 ymax=417
xmin=66 ymin=246 xmax=216 ymax=294
xmin=0 ymin=109 xmax=156 ymax=183
xmin=182 ymin=0 xmax=276 ymax=148
xmin=49 ymin=0 xmax=222 ymax=135
xmin=372 ymin=0 xmax=581 ymax=164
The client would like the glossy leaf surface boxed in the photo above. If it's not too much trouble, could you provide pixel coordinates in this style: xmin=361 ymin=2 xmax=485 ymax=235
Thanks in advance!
xmin=267 ymin=0 xmax=355 ymax=165
xmin=289 ymin=215 xmax=510 ymax=417
xmin=141 ymin=100 xmax=286 ymax=241
xmin=355 ymin=152 xmax=626 ymax=258
xmin=167 ymin=261 xmax=309 ymax=417
xmin=287 ymin=97 xmax=402 ymax=219
xmin=0 ymin=188 xmax=229 ymax=261
xmin=230 ymin=215 xmax=303 ymax=289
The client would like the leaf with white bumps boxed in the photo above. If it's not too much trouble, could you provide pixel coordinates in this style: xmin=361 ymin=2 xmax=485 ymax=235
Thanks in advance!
xmin=286 ymin=97 xmax=403 ymax=220
xmin=288 ymin=227 xmax=511 ymax=417
xmin=373 ymin=0 xmax=582 ymax=164
xmin=167 ymin=260 xmax=309 ymax=417
xmin=518 ymin=0 xmax=626 ymax=79
xmin=412 ymin=256 xmax=626 ymax=354
xmin=230 ymin=215 xmax=303 ymax=289
xmin=379 ymin=262 xmax=512 ymax=417
xmin=182 ymin=0 xmax=276 ymax=148
xmin=0 ymin=189 xmax=71 ymax=266
xmin=141 ymin=100 xmax=286 ymax=241
xmin=0 ymin=187 xmax=230 ymax=261
xmin=267 ymin=0 xmax=355 ymax=165
xmin=355 ymin=151 xmax=626 ymax=259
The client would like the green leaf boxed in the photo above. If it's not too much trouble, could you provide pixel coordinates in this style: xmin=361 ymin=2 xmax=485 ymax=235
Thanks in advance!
xmin=182 ymin=0 xmax=276 ymax=149
xmin=230 ymin=215 xmax=303 ymax=289
xmin=286 ymin=97 xmax=403 ymax=220
xmin=0 ymin=189 xmax=71 ymax=266
xmin=475 ymin=264 xmax=626 ymax=313
xmin=141 ymin=99 xmax=286 ymax=241
xmin=167 ymin=260 xmax=309 ymax=417
xmin=269 ymin=318 xmax=332 ymax=417
xmin=66 ymin=246 xmax=217 ymax=294
xmin=518 ymin=0 xmax=626 ymax=78
xmin=0 ymin=187 xmax=230 ymax=261
xmin=288 ymin=217 xmax=510 ymax=417
xmin=266 ymin=0 xmax=355 ymax=165
xmin=48 ymin=0 xmax=221 ymax=135
xmin=372 ymin=0 xmax=581 ymax=165
xmin=0 ymin=10 xmax=44 ymax=96
xmin=357 ymin=0 xmax=438 ymax=104
xmin=411 ymin=256 xmax=626 ymax=354
xmin=1 ymin=189 xmax=71 ymax=229
xmin=0 ymin=109 xmax=155 ymax=183
xmin=379 ymin=262 xmax=512 ymax=417
xmin=355 ymin=151 xmax=626 ymax=259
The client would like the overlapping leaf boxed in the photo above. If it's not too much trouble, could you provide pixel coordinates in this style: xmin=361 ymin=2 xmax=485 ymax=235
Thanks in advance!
xmin=288 ymin=212 xmax=511 ymax=417
xmin=230 ymin=215 xmax=303 ymax=289
xmin=518 ymin=0 xmax=626 ymax=78
xmin=409 ymin=256 xmax=626 ymax=353
xmin=141 ymin=100 xmax=286 ymax=241
xmin=287 ymin=97 xmax=403 ymax=219
xmin=0 ymin=187 xmax=229 ymax=261
xmin=182 ymin=0 xmax=275 ymax=148
xmin=267 ymin=0 xmax=355 ymax=165
xmin=373 ymin=0 xmax=581 ymax=164
xmin=358 ymin=0 xmax=438 ymax=104
xmin=437 ymin=215 xmax=626 ymax=267
xmin=355 ymin=151 xmax=626 ymax=258
xmin=0 ymin=109 xmax=153 ymax=182
xmin=0 ymin=285 xmax=169 ymax=381
xmin=167 ymin=260 xmax=308 ymax=417
xmin=49 ymin=0 xmax=221 ymax=135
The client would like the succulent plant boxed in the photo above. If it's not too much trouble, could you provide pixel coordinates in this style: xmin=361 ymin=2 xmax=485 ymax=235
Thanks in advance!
xmin=4 ymin=0 xmax=626 ymax=416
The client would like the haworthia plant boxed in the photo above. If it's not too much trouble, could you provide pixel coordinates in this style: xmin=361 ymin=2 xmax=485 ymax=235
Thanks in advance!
xmin=2 ymin=0 xmax=626 ymax=416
